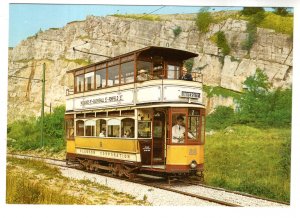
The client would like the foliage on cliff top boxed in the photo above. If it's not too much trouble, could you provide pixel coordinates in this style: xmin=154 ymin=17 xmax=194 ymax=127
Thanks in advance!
xmin=258 ymin=12 xmax=293 ymax=36
xmin=112 ymin=13 xmax=162 ymax=21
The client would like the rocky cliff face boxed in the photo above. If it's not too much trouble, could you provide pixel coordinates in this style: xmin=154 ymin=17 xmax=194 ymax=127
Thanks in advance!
xmin=8 ymin=14 xmax=293 ymax=122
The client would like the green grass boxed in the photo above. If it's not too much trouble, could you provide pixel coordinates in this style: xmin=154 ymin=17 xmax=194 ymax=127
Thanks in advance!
xmin=112 ymin=13 xmax=162 ymax=21
xmin=204 ymin=125 xmax=291 ymax=202
xmin=258 ymin=13 xmax=293 ymax=36
xmin=203 ymin=85 xmax=242 ymax=99
xmin=6 ymin=157 xmax=150 ymax=205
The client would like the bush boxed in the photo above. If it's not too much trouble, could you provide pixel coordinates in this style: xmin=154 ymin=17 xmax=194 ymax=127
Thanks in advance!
xmin=206 ymin=106 xmax=235 ymax=130
xmin=183 ymin=58 xmax=194 ymax=73
xmin=215 ymin=31 xmax=230 ymax=55
xmin=259 ymin=12 xmax=293 ymax=36
xmin=236 ymin=69 xmax=292 ymax=127
xmin=196 ymin=8 xmax=213 ymax=33
xmin=7 ymin=106 xmax=66 ymax=151
xmin=241 ymin=7 xmax=265 ymax=16
xmin=173 ymin=26 xmax=182 ymax=38
xmin=7 ymin=117 xmax=40 ymax=150
xmin=273 ymin=7 xmax=289 ymax=16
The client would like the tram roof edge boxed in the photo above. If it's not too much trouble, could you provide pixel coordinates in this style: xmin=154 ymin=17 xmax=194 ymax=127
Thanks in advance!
xmin=66 ymin=46 xmax=198 ymax=74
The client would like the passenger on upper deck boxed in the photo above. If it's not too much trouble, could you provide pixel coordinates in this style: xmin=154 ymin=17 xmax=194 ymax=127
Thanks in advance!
xmin=137 ymin=69 xmax=151 ymax=81
xmin=180 ymin=67 xmax=193 ymax=81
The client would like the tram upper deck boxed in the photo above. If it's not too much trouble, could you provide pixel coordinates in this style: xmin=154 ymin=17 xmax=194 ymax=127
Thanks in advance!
xmin=66 ymin=46 xmax=203 ymax=112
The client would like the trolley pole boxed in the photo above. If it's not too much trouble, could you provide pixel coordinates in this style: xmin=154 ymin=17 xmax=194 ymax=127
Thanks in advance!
xmin=40 ymin=63 xmax=46 ymax=147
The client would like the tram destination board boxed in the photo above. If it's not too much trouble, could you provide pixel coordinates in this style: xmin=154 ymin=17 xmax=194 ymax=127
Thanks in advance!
xmin=180 ymin=91 xmax=201 ymax=99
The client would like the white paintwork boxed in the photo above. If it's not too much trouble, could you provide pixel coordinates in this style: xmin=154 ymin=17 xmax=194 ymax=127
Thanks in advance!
xmin=76 ymin=148 xmax=141 ymax=162
xmin=66 ymin=80 xmax=203 ymax=111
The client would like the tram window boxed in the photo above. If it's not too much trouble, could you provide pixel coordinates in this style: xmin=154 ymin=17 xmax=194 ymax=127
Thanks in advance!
xmin=187 ymin=109 xmax=200 ymax=142
xmin=108 ymin=111 xmax=120 ymax=117
xmin=167 ymin=65 xmax=180 ymax=80
xmin=65 ymin=119 xmax=74 ymax=139
xmin=171 ymin=114 xmax=186 ymax=144
xmin=76 ymin=120 xmax=84 ymax=136
xmin=121 ymin=61 xmax=134 ymax=84
xmin=86 ymin=113 xmax=95 ymax=118
xmin=76 ymin=114 xmax=84 ymax=119
xmin=121 ymin=110 xmax=134 ymax=117
xmin=121 ymin=118 xmax=135 ymax=138
xmin=153 ymin=56 xmax=164 ymax=79
xmin=200 ymin=112 xmax=205 ymax=145
xmin=96 ymin=119 xmax=106 ymax=137
xmin=96 ymin=112 xmax=107 ymax=117
xmin=85 ymin=72 xmax=94 ymax=91
xmin=137 ymin=61 xmax=151 ymax=81
xmin=138 ymin=121 xmax=151 ymax=138
xmin=75 ymin=75 xmax=84 ymax=93
xmin=96 ymin=68 xmax=106 ymax=89
xmin=153 ymin=120 xmax=163 ymax=138
xmin=85 ymin=120 xmax=96 ymax=136
xmin=107 ymin=119 xmax=120 ymax=137
xmin=107 ymin=65 xmax=119 ymax=87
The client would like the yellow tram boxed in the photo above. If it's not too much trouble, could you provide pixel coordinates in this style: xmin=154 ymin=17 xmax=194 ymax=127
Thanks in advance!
xmin=65 ymin=46 xmax=205 ymax=179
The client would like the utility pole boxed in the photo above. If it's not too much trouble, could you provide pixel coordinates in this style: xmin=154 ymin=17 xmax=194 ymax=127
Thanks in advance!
xmin=41 ymin=63 xmax=45 ymax=147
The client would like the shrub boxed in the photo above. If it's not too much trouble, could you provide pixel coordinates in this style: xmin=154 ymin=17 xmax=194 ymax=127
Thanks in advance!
xmin=236 ymin=69 xmax=292 ymax=127
xmin=196 ymin=8 xmax=213 ymax=33
xmin=173 ymin=26 xmax=182 ymax=38
xmin=206 ymin=106 xmax=235 ymax=130
xmin=259 ymin=12 xmax=293 ymax=36
xmin=241 ymin=7 xmax=265 ymax=16
xmin=215 ymin=31 xmax=230 ymax=55
xmin=183 ymin=58 xmax=194 ymax=73
xmin=7 ymin=106 xmax=66 ymax=151
xmin=273 ymin=7 xmax=289 ymax=16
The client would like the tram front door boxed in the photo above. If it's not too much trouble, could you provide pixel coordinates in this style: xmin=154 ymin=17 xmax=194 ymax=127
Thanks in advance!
xmin=152 ymin=111 xmax=165 ymax=164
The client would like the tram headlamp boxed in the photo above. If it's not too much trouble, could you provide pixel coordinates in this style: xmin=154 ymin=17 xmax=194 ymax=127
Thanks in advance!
xmin=190 ymin=160 xmax=197 ymax=169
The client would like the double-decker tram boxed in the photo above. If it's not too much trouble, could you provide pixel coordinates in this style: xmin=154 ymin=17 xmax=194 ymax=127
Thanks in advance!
xmin=65 ymin=46 xmax=205 ymax=179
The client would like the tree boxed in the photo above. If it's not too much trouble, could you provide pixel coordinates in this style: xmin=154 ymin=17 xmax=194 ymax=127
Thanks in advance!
xmin=273 ymin=7 xmax=289 ymax=16
xmin=241 ymin=7 xmax=265 ymax=16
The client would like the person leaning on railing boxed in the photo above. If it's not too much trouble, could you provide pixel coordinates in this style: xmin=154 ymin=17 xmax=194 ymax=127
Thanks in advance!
xmin=137 ymin=69 xmax=152 ymax=81
xmin=180 ymin=67 xmax=193 ymax=81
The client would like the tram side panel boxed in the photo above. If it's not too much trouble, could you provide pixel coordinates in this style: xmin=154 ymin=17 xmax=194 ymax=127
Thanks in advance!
xmin=67 ymin=137 xmax=142 ymax=164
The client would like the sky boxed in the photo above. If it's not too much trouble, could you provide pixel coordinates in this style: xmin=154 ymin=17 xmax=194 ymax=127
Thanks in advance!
xmin=9 ymin=4 xmax=246 ymax=47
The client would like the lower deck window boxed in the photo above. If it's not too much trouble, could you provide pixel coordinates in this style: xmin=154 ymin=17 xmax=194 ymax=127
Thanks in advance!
xmin=138 ymin=121 xmax=151 ymax=138
xmin=107 ymin=119 xmax=120 ymax=137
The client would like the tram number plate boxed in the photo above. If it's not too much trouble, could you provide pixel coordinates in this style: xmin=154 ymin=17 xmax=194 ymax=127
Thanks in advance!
xmin=180 ymin=91 xmax=200 ymax=99
xmin=189 ymin=148 xmax=197 ymax=155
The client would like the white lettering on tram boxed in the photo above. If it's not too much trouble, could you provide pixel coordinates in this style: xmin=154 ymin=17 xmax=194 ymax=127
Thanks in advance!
xmin=80 ymin=95 xmax=123 ymax=106
xmin=76 ymin=148 xmax=140 ymax=162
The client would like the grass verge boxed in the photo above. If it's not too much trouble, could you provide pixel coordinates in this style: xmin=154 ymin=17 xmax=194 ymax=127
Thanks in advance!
xmin=204 ymin=125 xmax=290 ymax=202
xmin=6 ymin=157 xmax=150 ymax=205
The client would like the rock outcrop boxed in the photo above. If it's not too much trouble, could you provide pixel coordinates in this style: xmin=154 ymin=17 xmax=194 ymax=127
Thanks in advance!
xmin=8 ymin=14 xmax=293 ymax=122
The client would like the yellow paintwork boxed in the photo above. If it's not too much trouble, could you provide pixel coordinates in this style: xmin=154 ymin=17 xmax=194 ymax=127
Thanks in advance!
xmin=166 ymin=145 xmax=204 ymax=165
xmin=74 ymin=137 xmax=140 ymax=154
xmin=66 ymin=140 xmax=76 ymax=153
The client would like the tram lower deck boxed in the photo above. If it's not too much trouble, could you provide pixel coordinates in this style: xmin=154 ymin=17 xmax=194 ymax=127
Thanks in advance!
xmin=66 ymin=106 xmax=205 ymax=177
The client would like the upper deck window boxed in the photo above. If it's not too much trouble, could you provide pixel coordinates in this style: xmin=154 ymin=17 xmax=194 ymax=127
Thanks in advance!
xmin=121 ymin=61 xmax=134 ymax=84
xmin=167 ymin=65 xmax=180 ymax=80
xmin=96 ymin=68 xmax=106 ymax=89
xmin=75 ymin=75 xmax=84 ymax=93
xmin=107 ymin=65 xmax=119 ymax=87
xmin=85 ymin=72 xmax=94 ymax=91
xmin=137 ymin=61 xmax=152 ymax=81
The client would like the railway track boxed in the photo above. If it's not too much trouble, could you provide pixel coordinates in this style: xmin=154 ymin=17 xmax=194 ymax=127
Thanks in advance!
xmin=7 ymin=153 xmax=289 ymax=207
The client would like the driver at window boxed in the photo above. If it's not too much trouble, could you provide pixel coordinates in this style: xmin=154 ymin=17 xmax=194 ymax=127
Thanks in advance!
xmin=172 ymin=115 xmax=185 ymax=143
